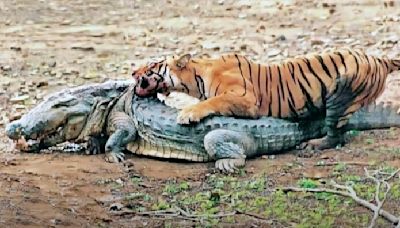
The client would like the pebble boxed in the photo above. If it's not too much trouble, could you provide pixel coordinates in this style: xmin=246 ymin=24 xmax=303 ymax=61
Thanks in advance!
xmin=115 ymin=178 xmax=124 ymax=185
xmin=311 ymin=38 xmax=324 ymax=46
xmin=267 ymin=49 xmax=281 ymax=57
xmin=238 ymin=13 xmax=247 ymax=19
xmin=10 ymin=112 xmax=22 ymax=121
xmin=109 ymin=203 xmax=124 ymax=211
xmin=48 ymin=61 xmax=57 ymax=68
xmin=1 ymin=65 xmax=11 ymax=71
xmin=10 ymin=95 xmax=29 ymax=104
xmin=83 ymin=73 xmax=98 ymax=79
xmin=14 ymin=104 xmax=26 ymax=110
xmin=37 ymin=81 xmax=49 ymax=87
xmin=201 ymin=41 xmax=220 ymax=50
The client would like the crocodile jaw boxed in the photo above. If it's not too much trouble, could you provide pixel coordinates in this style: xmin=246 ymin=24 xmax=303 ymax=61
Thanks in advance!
xmin=12 ymin=128 xmax=66 ymax=152
xmin=6 ymin=114 xmax=87 ymax=152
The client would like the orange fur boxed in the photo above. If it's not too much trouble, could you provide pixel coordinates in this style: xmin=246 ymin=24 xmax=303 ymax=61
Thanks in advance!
xmin=132 ymin=48 xmax=400 ymax=149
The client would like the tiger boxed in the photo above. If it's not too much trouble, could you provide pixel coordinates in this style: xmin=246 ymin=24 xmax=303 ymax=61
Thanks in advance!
xmin=131 ymin=48 xmax=400 ymax=150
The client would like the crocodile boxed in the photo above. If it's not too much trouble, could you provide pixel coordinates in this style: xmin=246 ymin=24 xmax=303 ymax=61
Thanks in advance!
xmin=6 ymin=80 xmax=400 ymax=172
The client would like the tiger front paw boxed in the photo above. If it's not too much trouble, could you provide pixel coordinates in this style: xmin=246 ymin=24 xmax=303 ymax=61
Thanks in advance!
xmin=177 ymin=105 xmax=211 ymax=124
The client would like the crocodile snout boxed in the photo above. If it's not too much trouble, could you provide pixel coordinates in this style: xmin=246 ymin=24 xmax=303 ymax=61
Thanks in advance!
xmin=5 ymin=121 xmax=23 ymax=139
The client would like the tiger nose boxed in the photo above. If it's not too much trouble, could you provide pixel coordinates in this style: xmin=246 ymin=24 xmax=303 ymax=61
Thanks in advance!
xmin=139 ymin=78 xmax=150 ymax=89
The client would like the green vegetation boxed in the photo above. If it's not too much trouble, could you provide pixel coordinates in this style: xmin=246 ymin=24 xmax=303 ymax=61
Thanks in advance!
xmin=118 ymin=169 xmax=399 ymax=227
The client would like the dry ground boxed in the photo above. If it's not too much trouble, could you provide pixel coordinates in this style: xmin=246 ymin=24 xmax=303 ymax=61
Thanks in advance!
xmin=1 ymin=0 xmax=400 ymax=227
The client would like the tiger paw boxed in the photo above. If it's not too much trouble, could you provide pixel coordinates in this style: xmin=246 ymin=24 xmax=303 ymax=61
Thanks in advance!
xmin=300 ymin=136 xmax=344 ymax=151
xmin=177 ymin=105 xmax=210 ymax=124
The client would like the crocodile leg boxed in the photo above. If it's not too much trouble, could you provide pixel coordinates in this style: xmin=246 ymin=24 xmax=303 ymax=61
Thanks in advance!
xmin=106 ymin=112 xmax=137 ymax=163
xmin=204 ymin=129 xmax=256 ymax=173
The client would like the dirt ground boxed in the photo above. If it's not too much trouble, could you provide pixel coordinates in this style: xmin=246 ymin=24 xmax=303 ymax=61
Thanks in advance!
xmin=1 ymin=0 xmax=400 ymax=227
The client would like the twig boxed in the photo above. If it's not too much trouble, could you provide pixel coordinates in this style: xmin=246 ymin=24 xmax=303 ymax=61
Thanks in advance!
xmin=111 ymin=208 xmax=178 ymax=216
xmin=364 ymin=167 xmax=400 ymax=228
xmin=173 ymin=206 xmax=236 ymax=218
xmin=279 ymin=186 xmax=399 ymax=225
xmin=365 ymin=168 xmax=382 ymax=228
xmin=384 ymin=168 xmax=400 ymax=181
xmin=236 ymin=210 xmax=270 ymax=221
xmin=314 ymin=161 xmax=372 ymax=167
xmin=111 ymin=207 xmax=236 ymax=221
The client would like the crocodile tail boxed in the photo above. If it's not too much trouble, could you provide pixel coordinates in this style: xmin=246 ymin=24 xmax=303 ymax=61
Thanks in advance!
xmin=346 ymin=102 xmax=400 ymax=131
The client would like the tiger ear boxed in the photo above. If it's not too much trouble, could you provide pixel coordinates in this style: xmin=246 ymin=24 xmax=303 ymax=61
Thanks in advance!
xmin=176 ymin=54 xmax=191 ymax=69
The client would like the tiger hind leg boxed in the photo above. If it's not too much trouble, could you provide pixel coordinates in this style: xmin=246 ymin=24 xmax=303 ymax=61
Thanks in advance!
xmin=304 ymin=77 xmax=358 ymax=150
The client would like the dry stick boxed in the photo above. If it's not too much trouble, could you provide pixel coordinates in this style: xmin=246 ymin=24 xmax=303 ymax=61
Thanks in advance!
xmin=235 ymin=210 xmax=270 ymax=221
xmin=384 ymin=168 xmax=400 ymax=181
xmin=279 ymin=186 xmax=399 ymax=225
xmin=173 ymin=207 xmax=236 ymax=218
xmin=365 ymin=168 xmax=387 ymax=228
xmin=367 ymin=168 xmax=400 ymax=228
xmin=112 ymin=209 xmax=201 ymax=221
xmin=112 ymin=207 xmax=236 ymax=221
xmin=314 ymin=161 xmax=372 ymax=167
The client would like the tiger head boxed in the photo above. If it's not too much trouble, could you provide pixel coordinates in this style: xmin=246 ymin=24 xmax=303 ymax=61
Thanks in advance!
xmin=132 ymin=54 xmax=194 ymax=97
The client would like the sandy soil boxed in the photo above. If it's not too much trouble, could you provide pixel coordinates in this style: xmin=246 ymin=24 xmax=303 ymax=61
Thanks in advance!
xmin=0 ymin=0 xmax=400 ymax=227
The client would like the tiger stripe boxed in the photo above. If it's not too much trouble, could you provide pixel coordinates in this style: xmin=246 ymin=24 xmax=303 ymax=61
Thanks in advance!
xmin=132 ymin=48 xmax=400 ymax=148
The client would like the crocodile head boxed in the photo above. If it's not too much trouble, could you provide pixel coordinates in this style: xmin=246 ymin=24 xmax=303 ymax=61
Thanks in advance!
xmin=6 ymin=81 xmax=129 ymax=151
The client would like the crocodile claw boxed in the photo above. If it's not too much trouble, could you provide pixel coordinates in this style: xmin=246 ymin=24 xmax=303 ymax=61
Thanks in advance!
xmin=105 ymin=151 xmax=125 ymax=163
xmin=215 ymin=158 xmax=245 ymax=173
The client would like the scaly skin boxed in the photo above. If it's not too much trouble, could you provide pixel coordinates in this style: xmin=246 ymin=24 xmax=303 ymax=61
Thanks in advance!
xmin=129 ymin=95 xmax=400 ymax=172
xmin=5 ymin=80 xmax=136 ymax=162
xmin=6 ymin=80 xmax=400 ymax=172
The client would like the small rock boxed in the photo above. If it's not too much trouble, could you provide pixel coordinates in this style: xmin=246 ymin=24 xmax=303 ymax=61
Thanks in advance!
xmin=10 ymin=112 xmax=22 ymax=121
xmin=60 ymin=19 xmax=72 ymax=25
xmin=1 ymin=65 xmax=11 ymax=71
xmin=50 ymin=218 xmax=62 ymax=225
xmin=267 ymin=48 xmax=281 ymax=57
xmin=90 ymin=32 xmax=106 ymax=37
xmin=384 ymin=0 xmax=395 ymax=7
xmin=71 ymin=45 xmax=95 ymax=51
xmin=48 ymin=61 xmax=56 ymax=68
xmin=37 ymin=81 xmax=49 ymax=87
xmin=115 ymin=178 xmax=124 ymax=185
xmin=10 ymin=46 xmax=21 ymax=51
xmin=201 ymin=41 xmax=220 ymax=50
xmin=109 ymin=203 xmax=124 ymax=211
xmin=276 ymin=35 xmax=286 ymax=41
xmin=10 ymin=95 xmax=29 ymax=104
xmin=238 ymin=13 xmax=247 ymax=19
xmin=311 ymin=39 xmax=324 ymax=46
xmin=14 ymin=104 xmax=26 ymax=110
xmin=83 ymin=73 xmax=98 ymax=79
